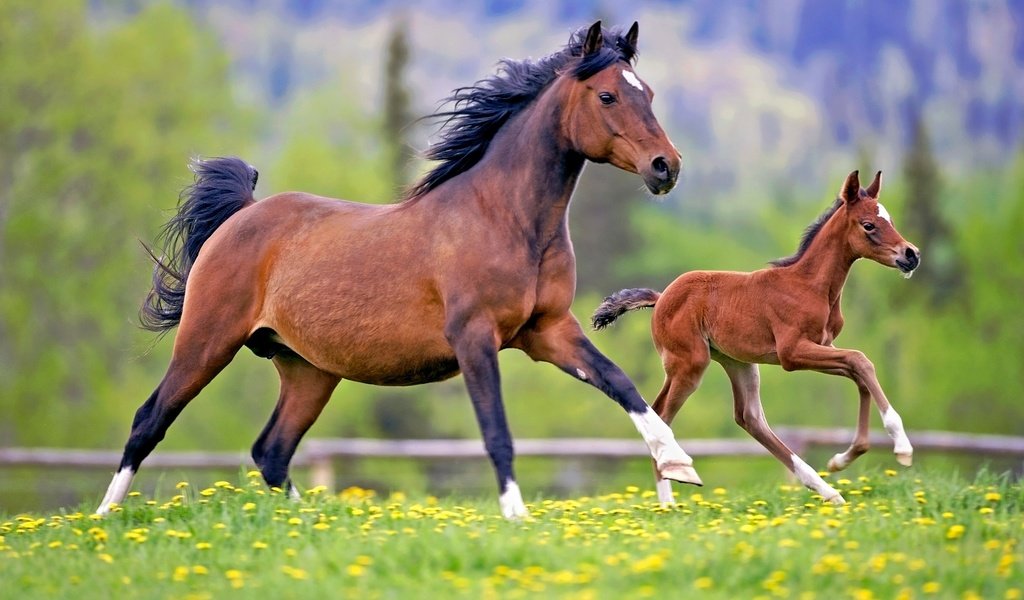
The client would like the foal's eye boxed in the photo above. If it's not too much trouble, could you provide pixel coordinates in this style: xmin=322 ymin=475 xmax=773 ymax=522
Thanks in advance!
xmin=862 ymin=222 xmax=876 ymax=232
xmin=598 ymin=92 xmax=616 ymax=105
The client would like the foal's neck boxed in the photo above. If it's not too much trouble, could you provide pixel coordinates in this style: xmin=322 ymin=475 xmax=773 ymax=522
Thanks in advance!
xmin=469 ymin=79 xmax=585 ymax=245
xmin=790 ymin=209 xmax=857 ymax=305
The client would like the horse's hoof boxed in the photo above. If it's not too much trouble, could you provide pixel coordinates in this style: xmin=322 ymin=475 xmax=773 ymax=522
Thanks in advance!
xmin=659 ymin=463 xmax=703 ymax=487
xmin=826 ymin=455 xmax=848 ymax=473
xmin=823 ymin=493 xmax=846 ymax=506
xmin=895 ymin=452 xmax=913 ymax=467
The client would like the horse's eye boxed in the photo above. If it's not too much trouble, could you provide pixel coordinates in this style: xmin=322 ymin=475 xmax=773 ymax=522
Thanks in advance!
xmin=863 ymin=222 xmax=876 ymax=232
xmin=598 ymin=92 xmax=616 ymax=105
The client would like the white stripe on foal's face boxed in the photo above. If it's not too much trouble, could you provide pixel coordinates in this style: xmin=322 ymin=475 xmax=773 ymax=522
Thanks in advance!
xmin=622 ymin=70 xmax=644 ymax=91
xmin=877 ymin=202 xmax=892 ymax=223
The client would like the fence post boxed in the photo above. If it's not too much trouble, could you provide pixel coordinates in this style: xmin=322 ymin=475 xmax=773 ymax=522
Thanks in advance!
xmin=310 ymin=456 xmax=335 ymax=492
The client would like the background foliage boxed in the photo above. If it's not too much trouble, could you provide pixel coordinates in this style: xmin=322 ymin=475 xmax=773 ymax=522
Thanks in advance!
xmin=1 ymin=0 xmax=1022 ymax=512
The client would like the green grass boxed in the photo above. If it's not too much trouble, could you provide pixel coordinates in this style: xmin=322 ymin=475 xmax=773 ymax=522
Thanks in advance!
xmin=1 ymin=469 xmax=1021 ymax=599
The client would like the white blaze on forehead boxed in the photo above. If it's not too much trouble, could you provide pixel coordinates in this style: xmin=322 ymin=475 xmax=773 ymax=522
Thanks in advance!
xmin=622 ymin=69 xmax=644 ymax=91
xmin=877 ymin=202 xmax=892 ymax=224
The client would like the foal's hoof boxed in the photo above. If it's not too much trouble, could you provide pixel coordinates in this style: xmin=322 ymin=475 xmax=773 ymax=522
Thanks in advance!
xmin=659 ymin=463 xmax=703 ymax=487
xmin=895 ymin=452 xmax=913 ymax=467
xmin=824 ymin=493 xmax=846 ymax=506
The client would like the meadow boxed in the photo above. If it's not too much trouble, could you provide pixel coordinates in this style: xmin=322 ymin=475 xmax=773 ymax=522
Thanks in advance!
xmin=1 ymin=469 xmax=1020 ymax=599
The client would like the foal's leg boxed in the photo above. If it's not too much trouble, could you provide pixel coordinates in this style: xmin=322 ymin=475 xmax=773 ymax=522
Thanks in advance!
xmin=446 ymin=315 xmax=525 ymax=519
xmin=826 ymin=380 xmax=872 ymax=472
xmin=252 ymin=354 xmax=339 ymax=497
xmin=96 ymin=327 xmax=246 ymax=514
xmin=650 ymin=349 xmax=710 ymax=504
xmin=717 ymin=356 xmax=844 ymax=505
xmin=512 ymin=314 xmax=702 ymax=486
xmin=778 ymin=340 xmax=913 ymax=467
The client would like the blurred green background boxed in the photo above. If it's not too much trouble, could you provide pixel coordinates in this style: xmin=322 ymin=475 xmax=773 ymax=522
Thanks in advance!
xmin=2 ymin=0 xmax=1022 ymax=513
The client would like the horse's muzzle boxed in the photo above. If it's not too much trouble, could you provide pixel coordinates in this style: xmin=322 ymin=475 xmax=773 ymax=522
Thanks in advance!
xmin=895 ymin=246 xmax=920 ymax=276
xmin=643 ymin=155 xmax=680 ymax=195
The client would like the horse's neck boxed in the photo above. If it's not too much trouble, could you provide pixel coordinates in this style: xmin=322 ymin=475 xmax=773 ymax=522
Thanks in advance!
xmin=791 ymin=215 xmax=856 ymax=305
xmin=465 ymin=83 xmax=585 ymax=244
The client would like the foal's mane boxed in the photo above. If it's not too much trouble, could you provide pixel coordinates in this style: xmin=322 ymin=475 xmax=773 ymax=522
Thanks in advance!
xmin=770 ymin=197 xmax=844 ymax=268
xmin=405 ymin=25 xmax=638 ymax=200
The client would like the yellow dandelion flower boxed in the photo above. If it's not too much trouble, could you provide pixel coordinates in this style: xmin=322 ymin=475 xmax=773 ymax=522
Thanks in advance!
xmin=922 ymin=581 xmax=941 ymax=594
xmin=192 ymin=565 xmax=208 ymax=575
xmin=242 ymin=502 xmax=256 ymax=511
xmin=1005 ymin=589 xmax=1021 ymax=600
xmin=173 ymin=566 xmax=190 ymax=582
xmin=98 ymin=553 xmax=114 ymax=564
xmin=979 ymin=507 xmax=994 ymax=515
xmin=355 ymin=555 xmax=373 ymax=566
xmin=127 ymin=491 xmax=141 ymax=498
xmin=175 ymin=481 xmax=189 ymax=489
xmin=252 ymin=541 xmax=268 ymax=549
xmin=246 ymin=470 xmax=262 ymax=478
xmin=199 ymin=488 xmax=216 ymax=497
xmin=694 ymin=577 xmax=713 ymax=589
xmin=282 ymin=566 xmax=308 ymax=580
xmin=225 ymin=569 xmax=243 ymax=580
xmin=312 ymin=523 xmax=330 ymax=531
xmin=287 ymin=517 xmax=303 ymax=526
xmin=946 ymin=525 xmax=966 ymax=540
xmin=985 ymin=492 xmax=1002 ymax=502
xmin=195 ymin=542 xmax=212 ymax=550
xmin=713 ymin=487 xmax=727 ymax=496
xmin=346 ymin=564 xmax=366 ymax=577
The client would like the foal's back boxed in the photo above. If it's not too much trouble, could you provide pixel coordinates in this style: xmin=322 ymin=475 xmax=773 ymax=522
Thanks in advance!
xmin=651 ymin=267 xmax=819 ymax=366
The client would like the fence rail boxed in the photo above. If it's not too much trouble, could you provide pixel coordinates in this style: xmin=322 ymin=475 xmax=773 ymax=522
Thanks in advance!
xmin=2 ymin=428 xmax=1022 ymax=490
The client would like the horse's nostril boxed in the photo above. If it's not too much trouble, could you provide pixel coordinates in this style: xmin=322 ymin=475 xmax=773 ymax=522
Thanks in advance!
xmin=652 ymin=156 xmax=669 ymax=176
xmin=905 ymin=247 xmax=918 ymax=262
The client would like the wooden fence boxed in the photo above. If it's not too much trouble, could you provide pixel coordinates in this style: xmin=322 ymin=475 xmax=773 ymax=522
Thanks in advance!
xmin=2 ymin=428 xmax=1022 ymax=491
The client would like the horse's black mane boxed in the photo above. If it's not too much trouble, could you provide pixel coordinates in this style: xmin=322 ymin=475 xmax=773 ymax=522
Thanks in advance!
xmin=405 ymin=24 xmax=638 ymax=200
xmin=770 ymin=197 xmax=844 ymax=268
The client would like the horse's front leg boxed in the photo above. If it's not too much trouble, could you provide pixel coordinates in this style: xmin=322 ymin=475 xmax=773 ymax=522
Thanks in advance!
xmin=778 ymin=339 xmax=914 ymax=468
xmin=446 ymin=315 xmax=527 ymax=520
xmin=512 ymin=314 xmax=702 ymax=486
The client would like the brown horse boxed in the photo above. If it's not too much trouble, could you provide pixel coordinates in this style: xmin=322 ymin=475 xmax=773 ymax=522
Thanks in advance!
xmin=96 ymin=21 xmax=702 ymax=519
xmin=593 ymin=171 xmax=920 ymax=505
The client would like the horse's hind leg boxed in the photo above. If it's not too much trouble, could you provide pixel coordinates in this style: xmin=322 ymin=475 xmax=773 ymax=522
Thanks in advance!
xmin=252 ymin=354 xmax=339 ymax=497
xmin=718 ymin=356 xmax=845 ymax=505
xmin=650 ymin=350 xmax=709 ymax=505
xmin=96 ymin=332 xmax=245 ymax=514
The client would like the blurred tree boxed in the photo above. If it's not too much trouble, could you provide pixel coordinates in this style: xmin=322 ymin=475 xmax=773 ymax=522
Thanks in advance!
xmin=0 ymin=0 xmax=247 ymax=447
xmin=382 ymin=16 xmax=414 ymax=194
xmin=902 ymin=114 xmax=960 ymax=306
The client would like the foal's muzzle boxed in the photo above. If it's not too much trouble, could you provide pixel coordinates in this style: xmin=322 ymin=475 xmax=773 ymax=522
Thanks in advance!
xmin=642 ymin=154 xmax=680 ymax=195
xmin=895 ymin=246 xmax=920 ymax=277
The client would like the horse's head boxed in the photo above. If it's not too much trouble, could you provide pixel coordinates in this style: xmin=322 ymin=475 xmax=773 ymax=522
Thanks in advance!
xmin=560 ymin=21 xmax=682 ymax=195
xmin=839 ymin=170 xmax=920 ymax=277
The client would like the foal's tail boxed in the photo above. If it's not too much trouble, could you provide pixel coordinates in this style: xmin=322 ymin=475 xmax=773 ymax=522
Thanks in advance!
xmin=591 ymin=288 xmax=661 ymax=330
xmin=141 ymin=157 xmax=259 ymax=333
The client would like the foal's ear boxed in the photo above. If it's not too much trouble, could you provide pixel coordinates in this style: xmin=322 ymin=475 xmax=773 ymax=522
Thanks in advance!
xmin=865 ymin=170 xmax=882 ymax=198
xmin=625 ymin=21 xmax=639 ymax=49
xmin=841 ymin=170 xmax=861 ymax=203
xmin=583 ymin=20 xmax=604 ymax=55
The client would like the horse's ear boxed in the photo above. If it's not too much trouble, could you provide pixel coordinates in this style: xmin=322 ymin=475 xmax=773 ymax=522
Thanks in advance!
xmin=865 ymin=170 xmax=882 ymax=198
xmin=841 ymin=170 xmax=861 ymax=203
xmin=583 ymin=20 xmax=603 ymax=55
xmin=625 ymin=21 xmax=639 ymax=49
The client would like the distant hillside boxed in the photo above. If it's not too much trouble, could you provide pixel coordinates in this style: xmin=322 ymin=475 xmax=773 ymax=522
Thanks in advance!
xmin=156 ymin=0 xmax=1023 ymax=206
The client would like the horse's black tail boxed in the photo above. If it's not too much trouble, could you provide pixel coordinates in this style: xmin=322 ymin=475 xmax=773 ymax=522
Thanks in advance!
xmin=140 ymin=157 xmax=259 ymax=333
xmin=591 ymin=288 xmax=661 ymax=330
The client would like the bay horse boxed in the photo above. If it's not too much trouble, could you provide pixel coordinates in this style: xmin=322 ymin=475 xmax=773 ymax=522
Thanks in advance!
xmin=592 ymin=171 xmax=920 ymax=505
xmin=96 ymin=21 xmax=702 ymax=519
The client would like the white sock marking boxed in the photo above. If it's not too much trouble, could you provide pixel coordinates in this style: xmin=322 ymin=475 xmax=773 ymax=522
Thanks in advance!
xmin=96 ymin=467 xmax=135 ymax=515
xmin=629 ymin=407 xmax=692 ymax=467
xmin=877 ymin=202 xmax=892 ymax=223
xmin=499 ymin=480 xmax=528 ymax=520
xmin=655 ymin=478 xmax=674 ymax=505
xmin=289 ymin=485 xmax=302 ymax=501
xmin=622 ymin=70 xmax=644 ymax=91
xmin=791 ymin=454 xmax=843 ymax=503
xmin=882 ymin=408 xmax=913 ymax=455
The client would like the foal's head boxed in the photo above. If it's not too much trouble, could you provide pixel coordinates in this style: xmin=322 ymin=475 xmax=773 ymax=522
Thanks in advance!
xmin=561 ymin=21 xmax=682 ymax=195
xmin=839 ymin=170 xmax=920 ymax=276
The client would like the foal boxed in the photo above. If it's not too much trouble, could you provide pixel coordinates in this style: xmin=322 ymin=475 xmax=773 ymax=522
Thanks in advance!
xmin=593 ymin=171 xmax=920 ymax=505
